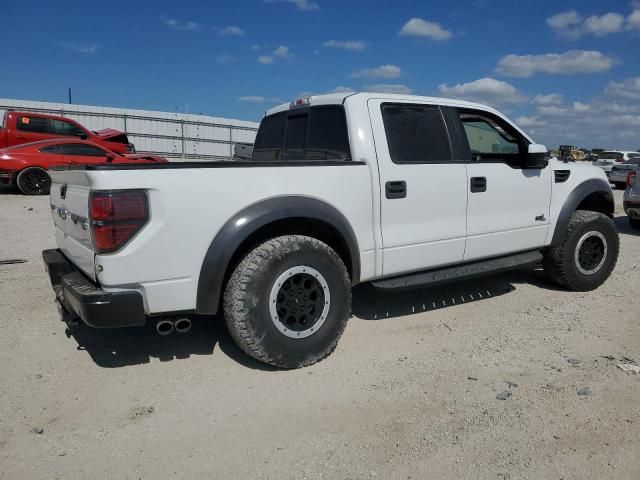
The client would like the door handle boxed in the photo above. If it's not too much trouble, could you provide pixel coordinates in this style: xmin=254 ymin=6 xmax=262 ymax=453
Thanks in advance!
xmin=385 ymin=180 xmax=407 ymax=199
xmin=470 ymin=177 xmax=487 ymax=193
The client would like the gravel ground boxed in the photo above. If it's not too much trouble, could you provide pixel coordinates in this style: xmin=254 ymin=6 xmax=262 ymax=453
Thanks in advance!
xmin=0 ymin=186 xmax=639 ymax=480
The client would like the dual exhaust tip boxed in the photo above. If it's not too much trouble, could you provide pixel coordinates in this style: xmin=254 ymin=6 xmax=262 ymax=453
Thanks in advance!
xmin=156 ymin=318 xmax=192 ymax=336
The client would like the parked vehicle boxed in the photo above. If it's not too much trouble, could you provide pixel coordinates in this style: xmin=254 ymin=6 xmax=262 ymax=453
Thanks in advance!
xmin=43 ymin=92 xmax=618 ymax=368
xmin=0 ymin=139 xmax=166 ymax=195
xmin=609 ymin=157 xmax=640 ymax=189
xmin=593 ymin=151 xmax=639 ymax=177
xmin=623 ymin=170 xmax=640 ymax=229
xmin=0 ymin=111 xmax=135 ymax=154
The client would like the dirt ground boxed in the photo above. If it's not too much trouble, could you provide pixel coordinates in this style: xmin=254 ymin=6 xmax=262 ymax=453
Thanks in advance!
xmin=0 ymin=186 xmax=638 ymax=480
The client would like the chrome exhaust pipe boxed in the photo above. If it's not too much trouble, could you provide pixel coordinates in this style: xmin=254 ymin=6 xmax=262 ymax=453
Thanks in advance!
xmin=174 ymin=318 xmax=192 ymax=334
xmin=156 ymin=319 xmax=174 ymax=336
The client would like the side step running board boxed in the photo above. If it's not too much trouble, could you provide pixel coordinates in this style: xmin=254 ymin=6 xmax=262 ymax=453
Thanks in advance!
xmin=372 ymin=250 xmax=543 ymax=291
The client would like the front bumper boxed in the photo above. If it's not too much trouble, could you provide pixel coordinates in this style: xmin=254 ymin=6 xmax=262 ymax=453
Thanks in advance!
xmin=42 ymin=249 xmax=146 ymax=328
xmin=0 ymin=169 xmax=15 ymax=186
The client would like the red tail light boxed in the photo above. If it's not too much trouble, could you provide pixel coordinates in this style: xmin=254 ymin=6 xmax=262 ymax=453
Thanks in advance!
xmin=90 ymin=191 xmax=149 ymax=253
xmin=628 ymin=171 xmax=637 ymax=188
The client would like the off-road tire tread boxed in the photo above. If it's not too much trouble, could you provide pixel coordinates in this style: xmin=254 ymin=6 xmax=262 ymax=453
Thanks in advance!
xmin=543 ymin=210 xmax=618 ymax=291
xmin=223 ymin=235 xmax=350 ymax=368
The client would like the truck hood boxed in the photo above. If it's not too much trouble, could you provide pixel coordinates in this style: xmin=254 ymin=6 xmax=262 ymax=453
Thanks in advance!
xmin=94 ymin=128 xmax=126 ymax=139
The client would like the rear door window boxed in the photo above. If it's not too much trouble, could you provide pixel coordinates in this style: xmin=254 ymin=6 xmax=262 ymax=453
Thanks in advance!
xmin=252 ymin=106 xmax=351 ymax=161
xmin=381 ymin=104 xmax=451 ymax=163
xmin=16 ymin=116 xmax=49 ymax=134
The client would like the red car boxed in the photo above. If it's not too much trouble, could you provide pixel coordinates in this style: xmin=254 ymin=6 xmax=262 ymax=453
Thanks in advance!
xmin=0 ymin=139 xmax=167 ymax=195
xmin=0 ymin=111 xmax=135 ymax=154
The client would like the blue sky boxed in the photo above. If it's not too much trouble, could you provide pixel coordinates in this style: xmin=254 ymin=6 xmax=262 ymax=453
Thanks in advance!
xmin=2 ymin=0 xmax=640 ymax=149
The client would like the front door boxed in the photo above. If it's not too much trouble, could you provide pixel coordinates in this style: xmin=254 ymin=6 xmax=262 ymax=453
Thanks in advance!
xmin=368 ymin=99 xmax=469 ymax=277
xmin=454 ymin=108 xmax=551 ymax=261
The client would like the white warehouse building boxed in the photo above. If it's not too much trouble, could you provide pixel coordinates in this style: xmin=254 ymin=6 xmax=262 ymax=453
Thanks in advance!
xmin=0 ymin=98 xmax=259 ymax=161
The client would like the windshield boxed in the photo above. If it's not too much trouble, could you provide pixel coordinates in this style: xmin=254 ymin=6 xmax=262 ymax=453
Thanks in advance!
xmin=624 ymin=158 xmax=640 ymax=165
xmin=253 ymin=106 xmax=351 ymax=161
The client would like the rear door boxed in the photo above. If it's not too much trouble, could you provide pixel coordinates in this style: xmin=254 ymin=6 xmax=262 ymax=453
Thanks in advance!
xmin=9 ymin=115 xmax=51 ymax=146
xmin=368 ymin=99 xmax=468 ymax=277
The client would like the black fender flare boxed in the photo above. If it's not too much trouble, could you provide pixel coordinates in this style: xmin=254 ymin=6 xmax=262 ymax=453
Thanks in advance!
xmin=550 ymin=178 xmax=614 ymax=246
xmin=196 ymin=196 xmax=361 ymax=315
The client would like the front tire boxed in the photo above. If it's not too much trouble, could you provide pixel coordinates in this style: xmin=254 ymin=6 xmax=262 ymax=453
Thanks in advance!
xmin=543 ymin=210 xmax=619 ymax=291
xmin=16 ymin=167 xmax=51 ymax=195
xmin=630 ymin=217 xmax=640 ymax=230
xmin=223 ymin=235 xmax=351 ymax=369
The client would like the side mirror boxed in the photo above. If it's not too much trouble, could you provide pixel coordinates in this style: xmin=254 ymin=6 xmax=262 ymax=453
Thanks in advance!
xmin=77 ymin=132 xmax=88 ymax=140
xmin=525 ymin=143 xmax=549 ymax=169
xmin=105 ymin=153 xmax=115 ymax=163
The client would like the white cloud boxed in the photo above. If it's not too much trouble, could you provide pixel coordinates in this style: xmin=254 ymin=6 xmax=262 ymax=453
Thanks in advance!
xmin=496 ymin=50 xmax=615 ymax=77
xmin=546 ymin=10 xmax=582 ymax=29
xmin=218 ymin=26 xmax=245 ymax=36
xmin=273 ymin=45 xmax=294 ymax=59
xmin=257 ymin=46 xmax=295 ymax=64
xmin=251 ymin=44 xmax=262 ymax=51
xmin=332 ymin=86 xmax=355 ymax=93
xmin=583 ymin=13 xmax=625 ymax=36
xmin=264 ymin=0 xmax=319 ymax=11
xmin=605 ymin=76 xmax=640 ymax=100
xmin=398 ymin=18 xmax=453 ymax=40
xmin=350 ymin=64 xmax=402 ymax=79
xmin=533 ymin=93 xmax=564 ymax=106
xmin=363 ymin=84 xmax=413 ymax=95
xmin=238 ymin=96 xmax=267 ymax=103
xmin=162 ymin=17 xmax=201 ymax=31
xmin=59 ymin=42 xmax=99 ymax=54
xmin=628 ymin=9 xmax=640 ymax=29
xmin=238 ymin=96 xmax=282 ymax=103
xmin=216 ymin=54 xmax=236 ymax=64
xmin=515 ymin=91 xmax=640 ymax=150
xmin=437 ymin=77 xmax=527 ymax=105
xmin=322 ymin=40 xmax=367 ymax=51
xmin=547 ymin=8 xmax=640 ymax=38
xmin=515 ymin=116 xmax=546 ymax=128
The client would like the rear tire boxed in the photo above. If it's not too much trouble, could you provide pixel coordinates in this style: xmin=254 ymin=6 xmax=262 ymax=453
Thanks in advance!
xmin=16 ymin=167 xmax=51 ymax=195
xmin=223 ymin=235 xmax=351 ymax=369
xmin=543 ymin=210 xmax=618 ymax=291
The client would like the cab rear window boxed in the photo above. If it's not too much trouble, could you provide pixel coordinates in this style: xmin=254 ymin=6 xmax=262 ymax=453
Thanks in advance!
xmin=252 ymin=106 xmax=351 ymax=161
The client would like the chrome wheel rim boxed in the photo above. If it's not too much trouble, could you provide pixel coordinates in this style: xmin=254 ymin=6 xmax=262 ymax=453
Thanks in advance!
xmin=575 ymin=231 xmax=607 ymax=275
xmin=269 ymin=266 xmax=330 ymax=339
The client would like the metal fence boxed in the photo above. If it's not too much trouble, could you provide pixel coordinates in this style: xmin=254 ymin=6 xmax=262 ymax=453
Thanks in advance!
xmin=0 ymin=98 xmax=259 ymax=161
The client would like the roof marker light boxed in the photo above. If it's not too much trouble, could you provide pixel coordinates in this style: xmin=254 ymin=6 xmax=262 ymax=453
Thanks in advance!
xmin=291 ymin=97 xmax=311 ymax=108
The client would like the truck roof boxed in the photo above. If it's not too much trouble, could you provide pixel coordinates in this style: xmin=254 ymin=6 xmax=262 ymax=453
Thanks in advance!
xmin=266 ymin=92 xmax=500 ymax=117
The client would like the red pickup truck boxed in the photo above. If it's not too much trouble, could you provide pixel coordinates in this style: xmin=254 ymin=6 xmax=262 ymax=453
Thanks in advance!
xmin=0 ymin=111 xmax=134 ymax=154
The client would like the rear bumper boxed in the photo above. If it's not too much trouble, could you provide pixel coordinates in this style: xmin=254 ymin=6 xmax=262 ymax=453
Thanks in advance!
xmin=42 ymin=249 xmax=145 ymax=328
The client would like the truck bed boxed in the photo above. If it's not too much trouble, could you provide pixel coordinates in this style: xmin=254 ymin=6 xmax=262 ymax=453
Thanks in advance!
xmin=48 ymin=160 xmax=375 ymax=315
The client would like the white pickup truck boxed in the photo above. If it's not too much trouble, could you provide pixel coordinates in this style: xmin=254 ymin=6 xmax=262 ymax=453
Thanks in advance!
xmin=43 ymin=92 xmax=618 ymax=368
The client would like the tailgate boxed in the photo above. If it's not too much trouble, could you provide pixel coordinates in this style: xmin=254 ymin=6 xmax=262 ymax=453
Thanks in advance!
xmin=49 ymin=170 xmax=96 ymax=280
